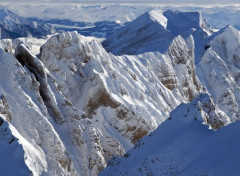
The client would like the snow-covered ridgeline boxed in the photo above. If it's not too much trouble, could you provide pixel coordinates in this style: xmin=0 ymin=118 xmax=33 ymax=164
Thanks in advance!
xmin=0 ymin=9 xmax=240 ymax=176
xmin=100 ymin=93 xmax=239 ymax=176
xmin=0 ymin=27 xmax=203 ymax=175
xmin=0 ymin=9 xmax=52 ymax=39
xmin=103 ymin=9 xmax=240 ymax=125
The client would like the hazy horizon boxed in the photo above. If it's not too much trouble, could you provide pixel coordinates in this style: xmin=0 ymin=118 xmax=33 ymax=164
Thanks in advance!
xmin=0 ymin=0 xmax=240 ymax=5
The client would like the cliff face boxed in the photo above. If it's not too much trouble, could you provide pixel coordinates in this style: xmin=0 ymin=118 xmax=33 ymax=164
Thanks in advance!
xmin=197 ymin=26 xmax=240 ymax=122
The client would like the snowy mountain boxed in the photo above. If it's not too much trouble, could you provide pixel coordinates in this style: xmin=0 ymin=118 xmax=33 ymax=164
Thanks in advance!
xmin=4 ymin=3 xmax=240 ymax=30
xmin=0 ymin=9 xmax=53 ymax=39
xmin=100 ymin=93 xmax=239 ymax=176
xmin=102 ymin=9 xmax=240 ymax=124
xmin=100 ymin=10 xmax=240 ymax=176
xmin=102 ymin=10 xmax=211 ymax=59
xmin=0 ymin=8 xmax=240 ymax=176
xmin=0 ymin=26 xmax=203 ymax=175
xmin=197 ymin=26 xmax=240 ymax=122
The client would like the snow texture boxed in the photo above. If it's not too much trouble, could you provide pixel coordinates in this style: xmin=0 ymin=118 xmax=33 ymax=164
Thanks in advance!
xmin=100 ymin=93 xmax=238 ymax=176
xmin=0 ymin=7 xmax=239 ymax=176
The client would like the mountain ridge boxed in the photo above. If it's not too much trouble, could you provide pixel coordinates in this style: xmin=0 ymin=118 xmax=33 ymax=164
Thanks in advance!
xmin=0 ymin=9 xmax=53 ymax=39
xmin=0 ymin=9 xmax=239 ymax=176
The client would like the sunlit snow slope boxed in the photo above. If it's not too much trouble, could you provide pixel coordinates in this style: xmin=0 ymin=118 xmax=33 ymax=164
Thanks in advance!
xmin=0 ymin=8 xmax=239 ymax=176
xmin=100 ymin=93 xmax=239 ymax=176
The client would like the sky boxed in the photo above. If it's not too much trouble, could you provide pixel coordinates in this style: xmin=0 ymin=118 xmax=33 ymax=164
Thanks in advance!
xmin=1 ymin=0 xmax=240 ymax=4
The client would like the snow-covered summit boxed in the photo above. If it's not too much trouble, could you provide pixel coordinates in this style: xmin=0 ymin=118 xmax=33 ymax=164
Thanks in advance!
xmin=103 ymin=10 xmax=211 ymax=56
xmin=0 ymin=8 xmax=240 ymax=175
xmin=168 ymin=93 xmax=229 ymax=129
xmin=163 ymin=10 xmax=210 ymax=37
xmin=102 ymin=10 xmax=173 ymax=55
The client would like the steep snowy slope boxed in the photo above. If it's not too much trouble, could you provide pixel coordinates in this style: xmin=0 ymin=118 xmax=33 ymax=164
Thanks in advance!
xmin=0 ymin=29 xmax=203 ymax=175
xmin=103 ymin=10 xmax=211 ymax=60
xmin=197 ymin=26 xmax=240 ymax=122
xmin=0 ymin=115 xmax=47 ymax=176
xmin=0 ymin=48 xmax=76 ymax=175
xmin=103 ymin=10 xmax=173 ymax=55
xmin=100 ymin=93 xmax=236 ymax=176
xmin=103 ymin=9 xmax=240 ymax=124
xmin=0 ymin=9 xmax=53 ymax=39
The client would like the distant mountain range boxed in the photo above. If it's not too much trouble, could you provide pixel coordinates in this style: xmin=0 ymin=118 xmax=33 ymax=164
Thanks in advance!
xmin=0 ymin=9 xmax=53 ymax=39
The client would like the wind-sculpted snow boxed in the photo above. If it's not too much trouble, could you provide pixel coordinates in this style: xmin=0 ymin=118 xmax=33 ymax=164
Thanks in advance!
xmin=100 ymin=93 xmax=236 ymax=176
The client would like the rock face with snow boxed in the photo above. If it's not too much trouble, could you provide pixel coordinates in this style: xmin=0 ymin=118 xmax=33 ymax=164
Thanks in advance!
xmin=0 ymin=9 xmax=53 ymax=39
xmin=100 ymin=93 xmax=237 ymax=176
xmin=103 ymin=9 xmax=240 ymax=124
xmin=0 ymin=49 xmax=76 ymax=175
xmin=99 ymin=11 xmax=240 ymax=176
xmin=0 ymin=9 xmax=240 ymax=176
xmin=0 ymin=28 xmax=203 ymax=175
xmin=197 ymin=26 xmax=240 ymax=122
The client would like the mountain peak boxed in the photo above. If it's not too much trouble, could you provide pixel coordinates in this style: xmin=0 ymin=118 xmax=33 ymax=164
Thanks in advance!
xmin=147 ymin=10 xmax=167 ymax=29
xmin=103 ymin=10 xmax=211 ymax=56
xmin=163 ymin=10 xmax=209 ymax=37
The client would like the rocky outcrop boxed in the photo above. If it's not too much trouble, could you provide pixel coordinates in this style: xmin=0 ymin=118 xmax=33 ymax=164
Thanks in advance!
xmin=1 ymin=31 xmax=175 ymax=175
xmin=0 ymin=94 xmax=11 ymax=122
xmin=197 ymin=26 xmax=240 ymax=122
xmin=100 ymin=93 xmax=232 ymax=176
xmin=0 ymin=28 xmax=206 ymax=175
xmin=0 ymin=48 xmax=76 ymax=175
xmin=169 ymin=93 xmax=229 ymax=129
xmin=15 ymin=44 xmax=65 ymax=124
xmin=168 ymin=35 xmax=202 ymax=101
